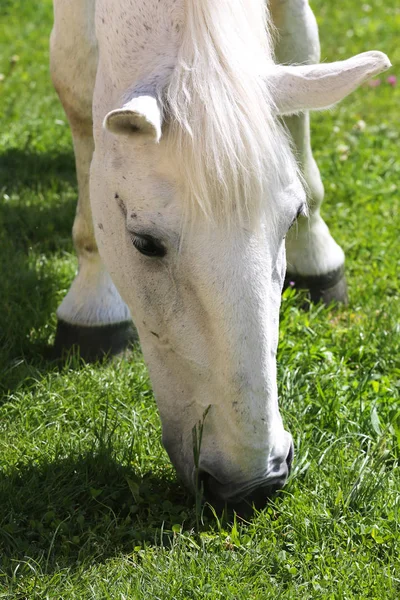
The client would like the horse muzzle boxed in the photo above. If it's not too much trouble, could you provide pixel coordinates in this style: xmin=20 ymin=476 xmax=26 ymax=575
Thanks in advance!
xmin=193 ymin=439 xmax=294 ymax=512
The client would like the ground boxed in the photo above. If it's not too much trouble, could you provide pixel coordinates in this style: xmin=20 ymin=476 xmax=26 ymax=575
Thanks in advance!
xmin=0 ymin=1 xmax=399 ymax=598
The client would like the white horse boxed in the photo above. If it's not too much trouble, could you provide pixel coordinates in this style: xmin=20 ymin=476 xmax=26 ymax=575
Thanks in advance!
xmin=50 ymin=0 xmax=390 ymax=506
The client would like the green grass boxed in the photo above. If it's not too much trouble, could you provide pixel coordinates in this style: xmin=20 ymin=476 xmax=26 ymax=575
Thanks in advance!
xmin=1 ymin=0 xmax=399 ymax=598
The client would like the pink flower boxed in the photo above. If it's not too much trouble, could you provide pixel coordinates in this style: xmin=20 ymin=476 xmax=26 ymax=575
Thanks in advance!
xmin=387 ymin=75 xmax=397 ymax=87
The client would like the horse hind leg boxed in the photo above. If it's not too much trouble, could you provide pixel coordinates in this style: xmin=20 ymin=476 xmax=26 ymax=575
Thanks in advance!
xmin=50 ymin=0 xmax=135 ymax=359
xmin=270 ymin=0 xmax=348 ymax=305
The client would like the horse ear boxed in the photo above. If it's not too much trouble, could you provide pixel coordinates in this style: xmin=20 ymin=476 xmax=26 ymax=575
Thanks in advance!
xmin=104 ymin=95 xmax=162 ymax=142
xmin=269 ymin=51 xmax=391 ymax=116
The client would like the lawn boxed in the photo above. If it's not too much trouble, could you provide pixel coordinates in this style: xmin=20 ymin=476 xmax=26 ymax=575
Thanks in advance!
xmin=0 ymin=1 xmax=399 ymax=598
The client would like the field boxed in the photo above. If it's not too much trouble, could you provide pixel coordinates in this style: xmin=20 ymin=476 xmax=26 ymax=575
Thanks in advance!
xmin=1 ymin=1 xmax=400 ymax=598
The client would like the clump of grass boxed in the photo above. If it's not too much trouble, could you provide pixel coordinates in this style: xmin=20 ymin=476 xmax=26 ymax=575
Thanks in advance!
xmin=192 ymin=405 xmax=211 ymax=529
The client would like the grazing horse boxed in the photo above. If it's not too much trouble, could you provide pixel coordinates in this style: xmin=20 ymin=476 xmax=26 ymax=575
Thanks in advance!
xmin=50 ymin=0 xmax=390 ymax=506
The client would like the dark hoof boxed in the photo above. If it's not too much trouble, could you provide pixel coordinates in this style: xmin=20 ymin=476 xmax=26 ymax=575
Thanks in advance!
xmin=52 ymin=320 xmax=137 ymax=361
xmin=284 ymin=265 xmax=348 ymax=306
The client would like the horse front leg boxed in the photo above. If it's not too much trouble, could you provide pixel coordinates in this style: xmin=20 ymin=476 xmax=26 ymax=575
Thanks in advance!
xmin=270 ymin=0 xmax=348 ymax=304
xmin=50 ymin=0 xmax=135 ymax=359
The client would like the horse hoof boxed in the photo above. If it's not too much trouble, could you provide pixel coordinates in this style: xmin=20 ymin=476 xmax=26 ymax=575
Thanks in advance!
xmin=285 ymin=265 xmax=348 ymax=306
xmin=52 ymin=319 xmax=137 ymax=361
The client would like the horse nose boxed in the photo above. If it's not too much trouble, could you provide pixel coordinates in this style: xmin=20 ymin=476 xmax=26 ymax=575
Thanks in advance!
xmin=197 ymin=443 xmax=294 ymax=510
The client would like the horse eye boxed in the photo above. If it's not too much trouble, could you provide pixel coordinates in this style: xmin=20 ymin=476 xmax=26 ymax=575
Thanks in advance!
xmin=131 ymin=234 xmax=166 ymax=258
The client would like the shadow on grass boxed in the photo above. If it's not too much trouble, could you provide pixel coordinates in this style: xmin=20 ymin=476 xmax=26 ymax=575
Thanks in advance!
xmin=0 ymin=147 xmax=77 ymax=384
xmin=0 ymin=0 xmax=14 ymax=17
xmin=0 ymin=448 xmax=192 ymax=574
xmin=0 ymin=148 xmax=76 ymax=192
xmin=0 ymin=147 xmax=76 ymax=254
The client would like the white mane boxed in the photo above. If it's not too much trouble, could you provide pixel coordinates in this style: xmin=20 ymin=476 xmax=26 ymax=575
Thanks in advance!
xmin=166 ymin=0 xmax=300 ymax=227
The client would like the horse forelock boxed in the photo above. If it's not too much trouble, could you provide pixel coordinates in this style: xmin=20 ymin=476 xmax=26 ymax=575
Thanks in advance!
xmin=165 ymin=0 xmax=301 ymax=228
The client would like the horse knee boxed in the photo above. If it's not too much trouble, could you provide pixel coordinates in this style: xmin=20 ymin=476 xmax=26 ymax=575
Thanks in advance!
xmin=54 ymin=257 xmax=135 ymax=360
xmin=270 ymin=0 xmax=320 ymax=65
xmin=285 ymin=214 xmax=348 ymax=305
xmin=72 ymin=210 xmax=97 ymax=257
xmin=303 ymin=156 xmax=324 ymax=210
xmin=50 ymin=25 xmax=96 ymax=134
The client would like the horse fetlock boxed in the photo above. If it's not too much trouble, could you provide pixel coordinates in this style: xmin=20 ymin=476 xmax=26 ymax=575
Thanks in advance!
xmin=57 ymin=260 xmax=131 ymax=321
xmin=55 ymin=259 xmax=133 ymax=359
xmin=285 ymin=213 xmax=347 ymax=305
xmin=286 ymin=212 xmax=345 ymax=271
